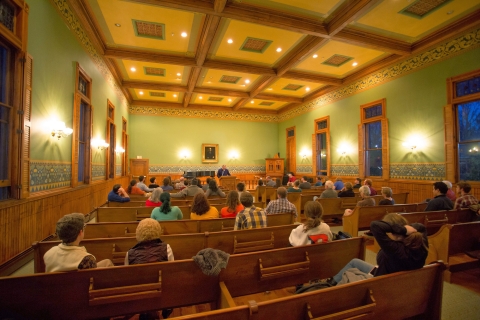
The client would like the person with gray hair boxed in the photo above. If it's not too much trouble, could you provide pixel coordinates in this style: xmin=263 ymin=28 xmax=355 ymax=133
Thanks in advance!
xmin=320 ymin=180 xmax=338 ymax=199
xmin=344 ymin=185 xmax=375 ymax=217
xmin=234 ymin=193 xmax=267 ymax=230
xmin=43 ymin=213 xmax=113 ymax=272
xmin=379 ymin=187 xmax=395 ymax=205
xmin=443 ymin=180 xmax=456 ymax=202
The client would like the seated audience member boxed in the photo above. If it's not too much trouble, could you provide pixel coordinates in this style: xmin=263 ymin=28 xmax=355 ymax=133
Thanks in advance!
xmin=151 ymin=193 xmax=183 ymax=221
xmin=256 ymin=179 xmax=264 ymax=189
xmin=107 ymin=184 xmax=130 ymax=203
xmin=165 ymin=176 xmax=173 ymax=187
xmin=326 ymin=213 xmax=427 ymax=286
xmin=287 ymin=172 xmax=296 ymax=183
xmin=137 ymin=175 xmax=153 ymax=193
xmin=287 ymin=180 xmax=302 ymax=193
xmin=344 ymin=186 xmax=375 ymax=216
xmin=454 ymin=182 xmax=478 ymax=209
xmin=265 ymin=176 xmax=276 ymax=187
xmin=237 ymin=182 xmax=246 ymax=193
xmin=282 ymin=172 xmax=290 ymax=186
xmin=161 ymin=177 xmax=173 ymax=191
xmin=171 ymin=178 xmax=204 ymax=198
xmin=379 ymin=187 xmax=395 ymax=205
xmin=191 ymin=193 xmax=219 ymax=220
xmin=425 ymin=181 xmax=454 ymax=211
xmin=220 ymin=191 xmax=244 ymax=218
xmin=334 ymin=177 xmax=344 ymax=191
xmin=196 ymin=179 xmax=203 ymax=189
xmin=299 ymin=176 xmax=311 ymax=189
xmin=443 ymin=180 xmax=456 ymax=202
xmin=44 ymin=213 xmax=113 ymax=272
xmin=364 ymin=179 xmax=377 ymax=195
xmin=128 ymin=179 xmax=146 ymax=195
xmin=146 ymin=188 xmax=163 ymax=207
xmin=234 ymin=192 xmax=267 ymax=230
xmin=175 ymin=177 xmax=186 ymax=190
xmin=149 ymin=177 xmax=159 ymax=189
xmin=314 ymin=176 xmax=323 ymax=187
xmin=202 ymin=177 xmax=211 ymax=191
xmin=352 ymin=178 xmax=362 ymax=189
xmin=320 ymin=180 xmax=338 ymax=199
xmin=289 ymin=201 xmax=332 ymax=246
xmin=205 ymin=179 xmax=226 ymax=197
xmin=338 ymin=182 xmax=355 ymax=197
xmin=265 ymin=187 xmax=297 ymax=217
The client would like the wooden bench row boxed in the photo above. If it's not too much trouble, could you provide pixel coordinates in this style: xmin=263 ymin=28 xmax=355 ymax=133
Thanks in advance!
xmin=33 ymin=224 xmax=298 ymax=273
xmin=85 ymin=213 xmax=295 ymax=239
xmin=107 ymin=196 xmax=229 ymax=207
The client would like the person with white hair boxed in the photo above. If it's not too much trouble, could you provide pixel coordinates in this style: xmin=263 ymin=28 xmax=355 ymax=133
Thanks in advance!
xmin=320 ymin=180 xmax=338 ymax=199
xmin=443 ymin=180 xmax=456 ymax=202
xmin=344 ymin=186 xmax=375 ymax=217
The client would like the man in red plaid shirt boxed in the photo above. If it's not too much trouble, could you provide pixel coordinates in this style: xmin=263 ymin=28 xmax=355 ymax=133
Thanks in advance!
xmin=454 ymin=182 xmax=478 ymax=210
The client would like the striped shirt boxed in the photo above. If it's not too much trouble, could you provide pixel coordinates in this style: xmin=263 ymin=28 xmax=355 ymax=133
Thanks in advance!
xmin=264 ymin=198 xmax=297 ymax=217
xmin=234 ymin=206 xmax=267 ymax=230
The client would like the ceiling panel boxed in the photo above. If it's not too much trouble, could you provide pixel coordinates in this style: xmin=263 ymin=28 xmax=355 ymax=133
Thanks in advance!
xmin=120 ymin=59 xmax=190 ymax=84
xmin=131 ymin=89 xmax=183 ymax=102
xmin=242 ymin=99 xmax=289 ymax=111
xmin=239 ymin=0 xmax=343 ymax=20
xmin=191 ymin=94 xmax=238 ymax=107
xmin=264 ymin=78 xmax=325 ymax=97
xmin=198 ymin=69 xmax=261 ymax=91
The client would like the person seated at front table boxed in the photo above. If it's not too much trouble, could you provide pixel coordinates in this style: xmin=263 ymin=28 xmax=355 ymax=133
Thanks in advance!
xmin=205 ymin=179 xmax=226 ymax=197
xmin=325 ymin=213 xmax=427 ymax=286
xmin=148 ymin=177 xmax=159 ymax=189
xmin=289 ymin=201 xmax=333 ymax=246
xmin=107 ymin=184 xmax=130 ymax=203
xmin=220 ymin=190 xmax=244 ymax=218
xmin=128 ymin=179 xmax=146 ymax=195
xmin=338 ymin=182 xmax=355 ymax=197
xmin=161 ymin=177 xmax=173 ymax=192
xmin=151 ymin=192 xmax=183 ymax=221
xmin=44 ymin=213 xmax=113 ymax=272
xmin=145 ymin=188 xmax=163 ymax=207
xmin=191 ymin=193 xmax=219 ymax=220
xmin=379 ymin=187 xmax=395 ymax=205
xmin=287 ymin=180 xmax=302 ymax=193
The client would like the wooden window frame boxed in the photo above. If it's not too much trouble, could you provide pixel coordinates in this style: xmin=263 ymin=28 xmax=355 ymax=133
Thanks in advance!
xmin=286 ymin=126 xmax=296 ymax=175
xmin=313 ymin=116 xmax=330 ymax=177
xmin=358 ymin=99 xmax=389 ymax=180
xmin=121 ymin=117 xmax=128 ymax=176
xmin=106 ymin=100 xmax=115 ymax=180
xmin=445 ymin=69 xmax=480 ymax=184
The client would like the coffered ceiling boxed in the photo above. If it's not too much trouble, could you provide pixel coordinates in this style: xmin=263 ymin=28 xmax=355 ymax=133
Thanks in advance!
xmin=69 ymin=0 xmax=480 ymax=114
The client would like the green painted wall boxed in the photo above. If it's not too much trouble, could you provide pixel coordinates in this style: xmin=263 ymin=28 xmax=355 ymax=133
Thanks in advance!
xmin=27 ymin=0 xmax=128 ymax=163
xmin=128 ymin=115 xmax=278 ymax=166
xmin=278 ymin=46 xmax=480 ymax=169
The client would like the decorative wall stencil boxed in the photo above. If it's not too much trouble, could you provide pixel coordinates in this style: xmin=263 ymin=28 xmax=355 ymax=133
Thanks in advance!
xmin=390 ymin=163 xmax=446 ymax=180
xmin=116 ymin=164 xmax=122 ymax=177
xmin=30 ymin=161 xmax=71 ymax=193
xmin=331 ymin=164 xmax=359 ymax=176
xmin=296 ymin=165 xmax=312 ymax=174
xmin=149 ymin=164 xmax=265 ymax=174
xmin=92 ymin=164 xmax=106 ymax=180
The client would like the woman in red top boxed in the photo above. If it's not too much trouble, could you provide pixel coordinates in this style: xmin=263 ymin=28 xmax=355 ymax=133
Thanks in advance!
xmin=145 ymin=188 xmax=162 ymax=207
xmin=288 ymin=172 xmax=296 ymax=183
xmin=220 ymin=191 xmax=244 ymax=218
xmin=127 ymin=179 xmax=145 ymax=195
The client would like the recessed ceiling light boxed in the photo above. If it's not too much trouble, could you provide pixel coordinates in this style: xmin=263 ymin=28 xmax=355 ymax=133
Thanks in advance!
xmin=352 ymin=62 xmax=358 ymax=67
xmin=114 ymin=23 xmax=121 ymax=27
xmin=173 ymin=94 xmax=177 ymax=98
xmin=227 ymin=39 xmax=233 ymax=44
xmin=245 ymin=79 xmax=250 ymax=84
xmin=207 ymin=81 xmax=211 ymax=83
xmin=276 ymin=48 xmax=282 ymax=52
xmin=228 ymin=98 xmax=232 ymax=102
xmin=267 ymin=88 xmax=273 ymax=91
xmin=139 ymin=91 xmax=143 ymax=95
xmin=199 ymin=96 xmax=203 ymax=99
xmin=181 ymin=32 xmax=187 ymax=37
xmin=176 ymin=73 xmax=181 ymax=76
xmin=306 ymin=87 xmax=310 ymax=91
xmin=447 ymin=10 xmax=454 ymax=14
xmin=130 ymin=67 xmax=136 ymax=72
xmin=313 ymin=54 xmax=318 ymax=58
xmin=241 ymin=84 xmax=246 ymax=87
xmin=251 ymin=100 xmax=254 ymax=104
xmin=176 ymin=78 xmax=181 ymax=80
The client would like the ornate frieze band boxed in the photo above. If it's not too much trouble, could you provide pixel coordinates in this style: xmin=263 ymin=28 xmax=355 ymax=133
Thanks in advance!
xmin=92 ymin=164 xmax=106 ymax=180
xmin=30 ymin=161 xmax=72 ymax=193
xmin=331 ymin=165 xmax=359 ymax=177
xmin=296 ymin=165 xmax=313 ymax=174
xmin=390 ymin=163 xmax=446 ymax=180
xmin=149 ymin=164 xmax=266 ymax=175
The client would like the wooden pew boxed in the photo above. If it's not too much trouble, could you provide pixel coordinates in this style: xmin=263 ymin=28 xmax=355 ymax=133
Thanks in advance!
xmin=0 ymin=238 xmax=368 ymax=320
xmin=316 ymin=197 xmax=358 ymax=218
xmin=286 ymin=192 xmax=302 ymax=222
xmin=108 ymin=201 xmax=146 ymax=207
xmin=400 ymin=208 xmax=474 ymax=235
xmin=264 ymin=187 xmax=277 ymax=204
xmin=251 ymin=185 xmax=265 ymax=202
xmin=174 ymin=262 xmax=445 ymax=320
xmin=97 ymin=206 xmax=191 ymax=222
xmin=426 ymin=221 xmax=480 ymax=282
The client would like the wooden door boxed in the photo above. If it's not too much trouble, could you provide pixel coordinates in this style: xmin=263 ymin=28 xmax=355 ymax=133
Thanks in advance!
xmin=286 ymin=127 xmax=296 ymax=174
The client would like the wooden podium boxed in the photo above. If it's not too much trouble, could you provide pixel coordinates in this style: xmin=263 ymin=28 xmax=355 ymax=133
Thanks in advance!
xmin=219 ymin=176 xmax=236 ymax=191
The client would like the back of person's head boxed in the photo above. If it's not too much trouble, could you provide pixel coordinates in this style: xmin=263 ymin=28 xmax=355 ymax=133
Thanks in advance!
xmin=112 ymin=184 xmax=121 ymax=193
xmin=191 ymin=178 xmax=198 ymax=186
xmin=302 ymin=176 xmax=308 ymax=182
xmin=139 ymin=175 xmax=145 ymax=182
xmin=237 ymin=182 xmax=245 ymax=192
xmin=128 ymin=179 xmax=137 ymax=193
xmin=288 ymin=172 xmax=294 ymax=176
xmin=325 ymin=180 xmax=334 ymax=189
xmin=209 ymin=179 xmax=218 ymax=192
xmin=316 ymin=176 xmax=322 ymax=181
xmin=56 ymin=213 xmax=85 ymax=244
xmin=355 ymin=178 xmax=361 ymax=184
xmin=163 ymin=177 xmax=170 ymax=186
xmin=381 ymin=187 xmax=392 ymax=198
xmin=383 ymin=212 xmax=407 ymax=226
xmin=442 ymin=180 xmax=452 ymax=189
xmin=149 ymin=188 xmax=162 ymax=202
xmin=240 ymin=192 xmax=253 ymax=207
xmin=159 ymin=192 xmax=171 ymax=214
xmin=457 ymin=181 xmax=471 ymax=193
xmin=150 ymin=177 xmax=156 ymax=184
xmin=258 ymin=180 xmax=264 ymax=186
xmin=336 ymin=177 xmax=342 ymax=181
xmin=206 ymin=177 xmax=211 ymax=185
xmin=359 ymin=185 xmax=370 ymax=196
xmin=136 ymin=218 xmax=162 ymax=242
xmin=383 ymin=213 xmax=425 ymax=250
xmin=303 ymin=201 xmax=323 ymax=232
xmin=344 ymin=182 xmax=353 ymax=190
xmin=277 ymin=187 xmax=287 ymax=198
xmin=364 ymin=179 xmax=372 ymax=186
xmin=433 ymin=181 xmax=448 ymax=194
xmin=266 ymin=176 xmax=271 ymax=181
xmin=226 ymin=190 xmax=240 ymax=211
xmin=192 ymin=192 xmax=210 ymax=215
xmin=294 ymin=180 xmax=300 ymax=187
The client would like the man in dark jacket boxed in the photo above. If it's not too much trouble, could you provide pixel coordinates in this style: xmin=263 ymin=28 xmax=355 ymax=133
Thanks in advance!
xmin=425 ymin=181 xmax=454 ymax=211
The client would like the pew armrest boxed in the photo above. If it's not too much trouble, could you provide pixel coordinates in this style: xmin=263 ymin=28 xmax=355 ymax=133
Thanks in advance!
xmin=88 ymin=271 xmax=162 ymax=306
xmin=259 ymin=252 xmax=310 ymax=280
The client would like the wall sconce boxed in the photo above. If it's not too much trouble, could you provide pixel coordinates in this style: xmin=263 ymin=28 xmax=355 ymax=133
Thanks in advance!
xmin=91 ymin=138 xmax=109 ymax=150
xmin=179 ymin=150 xmax=190 ymax=159
xmin=115 ymin=146 xmax=125 ymax=154
xmin=51 ymin=121 xmax=73 ymax=140
xmin=469 ymin=147 xmax=479 ymax=153
xmin=402 ymin=135 xmax=426 ymax=152
xmin=337 ymin=143 xmax=350 ymax=156
xmin=229 ymin=151 xmax=239 ymax=160
xmin=402 ymin=141 xmax=417 ymax=150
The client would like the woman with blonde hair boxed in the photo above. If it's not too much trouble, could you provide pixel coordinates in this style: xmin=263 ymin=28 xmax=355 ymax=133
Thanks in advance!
xmin=151 ymin=192 xmax=183 ymax=221
xmin=191 ymin=192 xmax=219 ymax=220
xmin=220 ymin=190 xmax=244 ymax=218
xmin=289 ymin=201 xmax=333 ymax=246
xmin=146 ymin=188 xmax=163 ymax=207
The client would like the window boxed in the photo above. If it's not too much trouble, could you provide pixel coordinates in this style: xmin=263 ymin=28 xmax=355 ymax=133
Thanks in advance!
xmin=0 ymin=43 xmax=12 ymax=200
xmin=313 ymin=117 xmax=330 ymax=177
xmin=446 ymin=70 xmax=480 ymax=182
xmin=121 ymin=117 xmax=128 ymax=176
xmin=286 ymin=126 xmax=296 ymax=174
xmin=106 ymin=100 xmax=115 ymax=179
xmin=72 ymin=63 xmax=92 ymax=187
xmin=359 ymin=99 xmax=389 ymax=179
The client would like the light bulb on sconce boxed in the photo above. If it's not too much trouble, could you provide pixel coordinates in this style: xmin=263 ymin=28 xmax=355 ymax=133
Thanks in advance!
xmin=51 ymin=121 xmax=73 ymax=140
xmin=402 ymin=142 xmax=417 ymax=150
xmin=115 ymin=146 xmax=125 ymax=154
xmin=402 ymin=135 xmax=425 ymax=152
xmin=469 ymin=147 xmax=479 ymax=153
xmin=179 ymin=150 xmax=190 ymax=160
xmin=229 ymin=151 xmax=239 ymax=160
xmin=91 ymin=138 xmax=109 ymax=150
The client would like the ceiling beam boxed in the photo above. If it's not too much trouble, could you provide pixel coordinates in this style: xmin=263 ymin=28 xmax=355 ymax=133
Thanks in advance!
xmin=202 ymin=60 xmax=276 ymax=76
xmin=122 ymin=80 xmax=187 ymax=92
xmin=282 ymin=71 xmax=343 ymax=86
xmin=233 ymin=98 xmax=249 ymax=111
xmin=196 ymin=15 xmax=222 ymax=66
xmin=104 ymin=48 xmax=197 ymax=66
xmin=213 ymin=0 xmax=227 ymax=13
xmin=342 ymin=54 xmax=403 ymax=84
xmin=249 ymin=76 xmax=277 ymax=98
xmin=183 ymin=92 xmax=193 ymax=108
xmin=326 ymin=0 xmax=382 ymax=36
xmin=193 ymin=87 xmax=249 ymax=98
xmin=255 ymin=93 xmax=303 ymax=103
xmin=301 ymin=85 xmax=338 ymax=103
xmin=333 ymin=28 xmax=411 ymax=55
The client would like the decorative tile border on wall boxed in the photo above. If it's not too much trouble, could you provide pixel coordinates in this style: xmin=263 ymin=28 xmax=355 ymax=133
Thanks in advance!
xmin=30 ymin=161 xmax=71 ymax=193
xmin=296 ymin=165 xmax=313 ymax=174
xmin=390 ymin=163 xmax=446 ymax=180
xmin=92 ymin=164 xmax=106 ymax=181
xmin=331 ymin=164 xmax=359 ymax=177
xmin=115 ymin=164 xmax=122 ymax=177
xmin=149 ymin=164 xmax=266 ymax=175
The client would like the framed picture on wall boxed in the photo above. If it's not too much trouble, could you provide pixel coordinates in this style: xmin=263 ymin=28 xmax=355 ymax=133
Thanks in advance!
xmin=202 ymin=144 xmax=218 ymax=163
